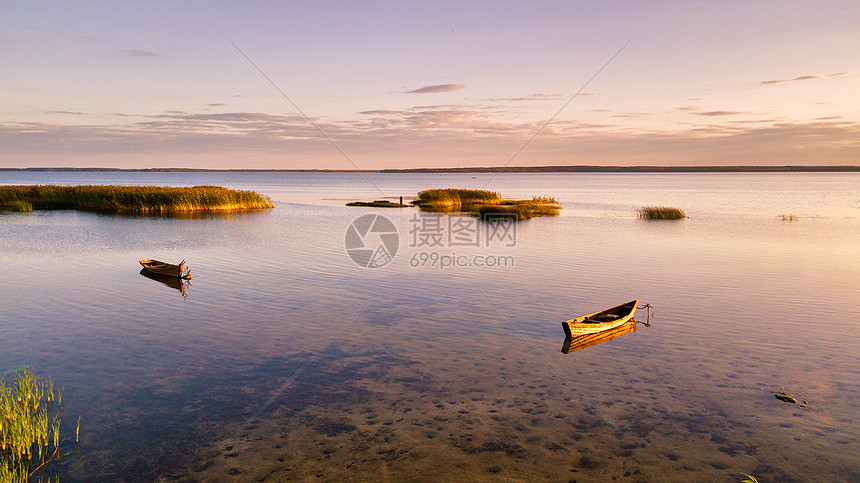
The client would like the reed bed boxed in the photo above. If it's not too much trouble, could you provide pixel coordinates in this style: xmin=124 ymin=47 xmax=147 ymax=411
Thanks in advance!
xmin=0 ymin=200 xmax=33 ymax=212
xmin=1 ymin=369 xmax=67 ymax=482
xmin=637 ymin=206 xmax=686 ymax=220
xmin=414 ymin=189 xmax=560 ymax=220
xmin=414 ymin=189 xmax=502 ymax=206
xmin=474 ymin=198 xmax=562 ymax=220
xmin=0 ymin=185 xmax=273 ymax=215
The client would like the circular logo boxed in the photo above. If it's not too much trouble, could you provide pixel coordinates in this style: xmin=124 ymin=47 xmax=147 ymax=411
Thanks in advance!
xmin=345 ymin=214 xmax=399 ymax=268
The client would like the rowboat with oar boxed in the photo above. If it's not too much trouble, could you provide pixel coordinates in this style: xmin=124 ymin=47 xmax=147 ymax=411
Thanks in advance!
xmin=139 ymin=259 xmax=190 ymax=279
xmin=562 ymin=300 xmax=637 ymax=337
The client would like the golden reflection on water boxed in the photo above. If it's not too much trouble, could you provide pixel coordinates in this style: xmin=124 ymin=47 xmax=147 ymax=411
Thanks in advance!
xmin=139 ymin=268 xmax=190 ymax=299
xmin=561 ymin=319 xmax=638 ymax=354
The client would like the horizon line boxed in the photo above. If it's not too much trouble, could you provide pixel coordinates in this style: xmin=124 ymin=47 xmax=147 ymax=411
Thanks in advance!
xmin=1 ymin=165 xmax=858 ymax=173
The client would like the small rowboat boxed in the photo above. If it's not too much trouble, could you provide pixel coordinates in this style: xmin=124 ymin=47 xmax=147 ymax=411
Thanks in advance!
xmin=139 ymin=259 xmax=190 ymax=279
xmin=562 ymin=300 xmax=637 ymax=338
xmin=562 ymin=318 xmax=636 ymax=354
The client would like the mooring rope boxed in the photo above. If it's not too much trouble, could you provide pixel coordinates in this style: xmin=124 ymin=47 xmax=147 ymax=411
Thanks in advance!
xmin=636 ymin=303 xmax=653 ymax=327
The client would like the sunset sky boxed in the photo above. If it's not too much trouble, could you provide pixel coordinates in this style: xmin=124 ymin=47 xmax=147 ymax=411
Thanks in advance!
xmin=2 ymin=1 xmax=858 ymax=169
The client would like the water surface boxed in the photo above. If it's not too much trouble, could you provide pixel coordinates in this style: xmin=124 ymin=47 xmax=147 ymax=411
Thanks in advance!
xmin=1 ymin=172 xmax=858 ymax=481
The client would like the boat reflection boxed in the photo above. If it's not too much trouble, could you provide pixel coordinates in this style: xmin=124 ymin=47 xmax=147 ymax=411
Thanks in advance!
xmin=561 ymin=319 xmax=637 ymax=354
xmin=139 ymin=268 xmax=190 ymax=299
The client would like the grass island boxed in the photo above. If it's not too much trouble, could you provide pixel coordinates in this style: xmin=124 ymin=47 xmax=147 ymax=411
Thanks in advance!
xmin=0 ymin=185 xmax=274 ymax=215
xmin=412 ymin=189 xmax=561 ymax=220
xmin=637 ymin=206 xmax=686 ymax=220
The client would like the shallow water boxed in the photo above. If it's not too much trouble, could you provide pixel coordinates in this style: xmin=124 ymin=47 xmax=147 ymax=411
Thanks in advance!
xmin=1 ymin=172 xmax=859 ymax=481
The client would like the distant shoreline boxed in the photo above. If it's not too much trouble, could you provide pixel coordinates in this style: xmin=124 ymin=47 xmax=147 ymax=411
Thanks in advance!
xmin=0 ymin=165 xmax=857 ymax=173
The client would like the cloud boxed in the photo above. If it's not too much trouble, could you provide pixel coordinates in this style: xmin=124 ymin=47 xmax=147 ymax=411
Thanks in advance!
xmin=761 ymin=71 xmax=852 ymax=85
xmin=123 ymin=49 xmax=161 ymax=57
xmin=5 ymin=117 xmax=858 ymax=169
xmin=359 ymin=110 xmax=409 ymax=116
xmin=47 ymin=110 xmax=86 ymax=116
xmin=488 ymin=93 xmax=567 ymax=102
xmin=406 ymin=84 xmax=465 ymax=94
xmin=4 ymin=98 xmax=859 ymax=169
xmin=207 ymin=103 xmax=225 ymax=107
xmin=611 ymin=112 xmax=650 ymax=119
xmin=694 ymin=111 xmax=745 ymax=117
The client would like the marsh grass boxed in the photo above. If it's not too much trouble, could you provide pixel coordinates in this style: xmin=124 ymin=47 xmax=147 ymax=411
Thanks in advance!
xmin=0 ymin=201 xmax=33 ymax=212
xmin=474 ymin=198 xmax=562 ymax=220
xmin=637 ymin=206 xmax=686 ymax=220
xmin=0 ymin=185 xmax=273 ymax=215
xmin=414 ymin=189 xmax=502 ymax=206
xmin=414 ymin=189 xmax=560 ymax=220
xmin=1 ymin=369 xmax=66 ymax=482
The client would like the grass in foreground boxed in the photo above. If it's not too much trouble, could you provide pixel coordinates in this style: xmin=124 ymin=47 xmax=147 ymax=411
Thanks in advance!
xmin=413 ymin=189 xmax=561 ymax=220
xmin=637 ymin=206 xmax=686 ymax=220
xmin=1 ymin=368 xmax=75 ymax=482
xmin=0 ymin=185 xmax=273 ymax=215
xmin=346 ymin=200 xmax=409 ymax=208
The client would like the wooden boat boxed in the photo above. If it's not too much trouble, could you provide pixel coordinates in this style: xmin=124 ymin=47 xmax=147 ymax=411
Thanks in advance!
xmin=562 ymin=300 xmax=637 ymax=338
xmin=562 ymin=318 xmax=636 ymax=354
xmin=139 ymin=259 xmax=190 ymax=279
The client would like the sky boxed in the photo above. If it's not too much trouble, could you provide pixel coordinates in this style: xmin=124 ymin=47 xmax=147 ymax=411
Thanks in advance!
xmin=2 ymin=0 xmax=859 ymax=169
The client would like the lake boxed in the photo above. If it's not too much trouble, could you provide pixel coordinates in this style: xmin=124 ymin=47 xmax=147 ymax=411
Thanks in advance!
xmin=1 ymin=171 xmax=859 ymax=481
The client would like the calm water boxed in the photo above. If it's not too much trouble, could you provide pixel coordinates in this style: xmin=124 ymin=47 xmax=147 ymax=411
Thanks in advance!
xmin=1 ymin=172 xmax=859 ymax=482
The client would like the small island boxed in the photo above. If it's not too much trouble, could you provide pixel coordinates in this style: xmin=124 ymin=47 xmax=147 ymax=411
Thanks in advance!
xmin=637 ymin=206 xmax=686 ymax=220
xmin=413 ymin=189 xmax=561 ymax=220
xmin=346 ymin=200 xmax=410 ymax=208
xmin=0 ymin=185 xmax=274 ymax=214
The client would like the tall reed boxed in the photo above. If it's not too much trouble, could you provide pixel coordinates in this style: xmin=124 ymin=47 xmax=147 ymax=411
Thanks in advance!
xmin=1 ymin=369 xmax=65 ymax=482
xmin=415 ymin=189 xmax=501 ymax=206
xmin=0 ymin=201 xmax=33 ymax=212
xmin=474 ymin=198 xmax=562 ymax=220
xmin=0 ymin=185 xmax=273 ymax=215
xmin=414 ymin=189 xmax=561 ymax=220
xmin=637 ymin=206 xmax=686 ymax=220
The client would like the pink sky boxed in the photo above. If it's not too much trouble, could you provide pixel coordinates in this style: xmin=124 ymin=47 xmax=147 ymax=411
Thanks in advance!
xmin=2 ymin=1 xmax=858 ymax=169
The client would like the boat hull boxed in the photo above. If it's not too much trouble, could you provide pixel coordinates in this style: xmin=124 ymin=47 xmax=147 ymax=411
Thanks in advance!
xmin=562 ymin=319 xmax=637 ymax=354
xmin=562 ymin=300 xmax=637 ymax=337
xmin=139 ymin=259 xmax=187 ymax=278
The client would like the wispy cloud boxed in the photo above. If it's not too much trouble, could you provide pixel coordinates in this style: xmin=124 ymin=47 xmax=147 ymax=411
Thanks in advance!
xmin=694 ymin=110 xmax=746 ymax=117
xmin=3 ymin=103 xmax=858 ymax=169
xmin=123 ymin=49 xmax=161 ymax=57
xmin=207 ymin=103 xmax=225 ymax=107
xmin=359 ymin=110 xmax=409 ymax=116
xmin=406 ymin=84 xmax=465 ymax=94
xmin=677 ymin=105 xmax=751 ymax=117
xmin=611 ymin=111 xmax=651 ymax=119
xmin=761 ymin=71 xmax=852 ymax=85
xmin=47 ymin=110 xmax=86 ymax=116
xmin=488 ymin=93 xmax=567 ymax=102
